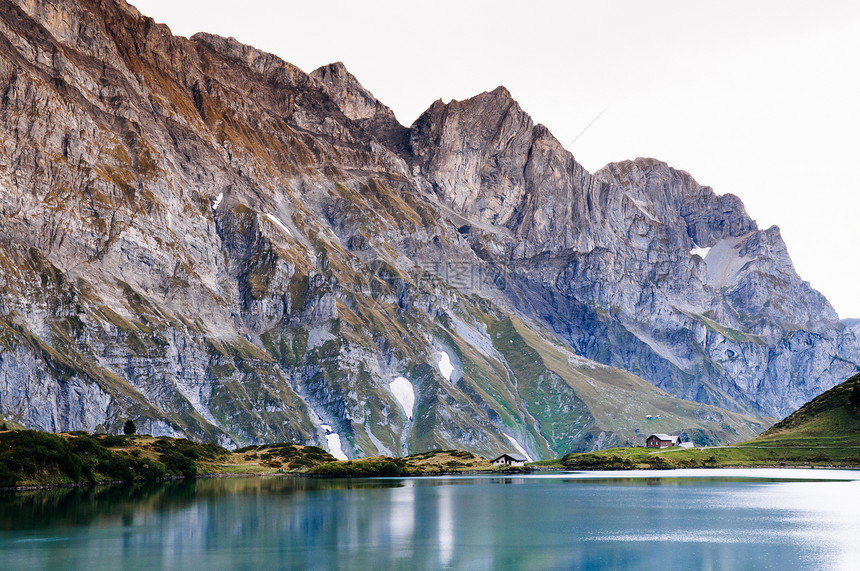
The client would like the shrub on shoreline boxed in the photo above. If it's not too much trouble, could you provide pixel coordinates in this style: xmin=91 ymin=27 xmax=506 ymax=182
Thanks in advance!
xmin=310 ymin=459 xmax=406 ymax=477
xmin=0 ymin=430 xmax=228 ymax=487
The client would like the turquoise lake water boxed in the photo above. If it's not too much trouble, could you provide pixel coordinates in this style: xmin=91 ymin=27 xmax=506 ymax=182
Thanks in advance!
xmin=1 ymin=468 xmax=858 ymax=570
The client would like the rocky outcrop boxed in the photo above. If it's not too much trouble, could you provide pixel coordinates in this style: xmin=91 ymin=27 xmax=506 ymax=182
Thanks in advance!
xmin=310 ymin=61 xmax=409 ymax=155
xmin=408 ymin=87 xmax=608 ymax=257
xmin=0 ymin=0 xmax=854 ymax=459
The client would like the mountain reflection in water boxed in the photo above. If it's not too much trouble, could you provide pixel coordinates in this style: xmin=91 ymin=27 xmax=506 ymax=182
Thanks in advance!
xmin=1 ymin=469 xmax=859 ymax=570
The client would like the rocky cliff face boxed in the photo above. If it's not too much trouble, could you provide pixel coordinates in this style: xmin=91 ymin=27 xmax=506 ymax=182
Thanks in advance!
xmin=0 ymin=0 xmax=853 ymax=458
xmin=404 ymin=85 xmax=858 ymax=417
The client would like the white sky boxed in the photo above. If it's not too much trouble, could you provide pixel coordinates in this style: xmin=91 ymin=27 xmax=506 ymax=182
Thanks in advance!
xmin=131 ymin=0 xmax=860 ymax=319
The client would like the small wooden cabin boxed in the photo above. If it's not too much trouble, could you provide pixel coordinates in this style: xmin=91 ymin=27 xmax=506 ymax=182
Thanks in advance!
xmin=492 ymin=453 xmax=525 ymax=467
xmin=646 ymin=434 xmax=681 ymax=448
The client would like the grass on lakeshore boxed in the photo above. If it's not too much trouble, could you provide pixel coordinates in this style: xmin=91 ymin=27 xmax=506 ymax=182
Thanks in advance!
xmin=309 ymin=449 xmax=501 ymax=477
xmin=0 ymin=430 xmax=335 ymax=487
xmin=556 ymin=443 xmax=860 ymax=471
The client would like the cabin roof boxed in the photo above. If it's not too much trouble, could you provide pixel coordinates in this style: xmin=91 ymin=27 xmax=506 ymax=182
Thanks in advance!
xmin=648 ymin=434 xmax=678 ymax=441
xmin=492 ymin=453 xmax=525 ymax=462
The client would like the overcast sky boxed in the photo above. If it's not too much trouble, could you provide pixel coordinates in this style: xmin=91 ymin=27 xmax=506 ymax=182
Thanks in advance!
xmin=131 ymin=0 xmax=860 ymax=319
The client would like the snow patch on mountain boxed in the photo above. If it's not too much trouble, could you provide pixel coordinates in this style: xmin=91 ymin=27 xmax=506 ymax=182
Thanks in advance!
xmin=703 ymin=234 xmax=755 ymax=288
xmin=264 ymin=213 xmax=294 ymax=237
xmin=389 ymin=376 xmax=415 ymax=420
xmin=325 ymin=433 xmax=348 ymax=460
xmin=502 ymin=433 xmax=532 ymax=462
xmin=319 ymin=423 xmax=348 ymax=459
xmin=437 ymin=351 xmax=454 ymax=381
xmin=690 ymin=244 xmax=711 ymax=259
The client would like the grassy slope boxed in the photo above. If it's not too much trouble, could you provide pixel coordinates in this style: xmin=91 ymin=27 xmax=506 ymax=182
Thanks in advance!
xmin=551 ymin=373 xmax=860 ymax=470
xmin=0 ymin=430 xmax=336 ymax=488
xmin=754 ymin=373 xmax=860 ymax=446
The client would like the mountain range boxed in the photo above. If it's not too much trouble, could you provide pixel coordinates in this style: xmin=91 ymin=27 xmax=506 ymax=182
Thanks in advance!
xmin=0 ymin=0 xmax=856 ymax=460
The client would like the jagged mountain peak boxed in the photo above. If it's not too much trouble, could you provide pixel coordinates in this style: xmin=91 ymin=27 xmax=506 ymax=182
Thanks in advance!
xmin=458 ymin=84 xmax=517 ymax=106
xmin=408 ymin=83 xmax=575 ymax=236
xmin=416 ymin=85 xmax=526 ymax=130
xmin=597 ymin=157 xmax=758 ymax=247
xmin=191 ymin=32 xmax=308 ymax=84
xmin=310 ymin=61 xmax=396 ymax=122
xmin=309 ymin=61 xmax=409 ymax=153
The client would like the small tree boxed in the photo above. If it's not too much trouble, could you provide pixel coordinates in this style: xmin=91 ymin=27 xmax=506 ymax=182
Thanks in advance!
xmin=123 ymin=419 xmax=137 ymax=435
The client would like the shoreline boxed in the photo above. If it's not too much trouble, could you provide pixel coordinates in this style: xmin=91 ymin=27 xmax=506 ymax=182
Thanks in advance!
xmin=0 ymin=466 xmax=534 ymax=492
xmin=532 ymin=463 xmax=860 ymax=471
xmin=6 ymin=463 xmax=860 ymax=492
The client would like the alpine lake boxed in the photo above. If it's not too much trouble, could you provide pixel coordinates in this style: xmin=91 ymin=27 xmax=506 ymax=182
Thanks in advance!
xmin=1 ymin=468 xmax=858 ymax=570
